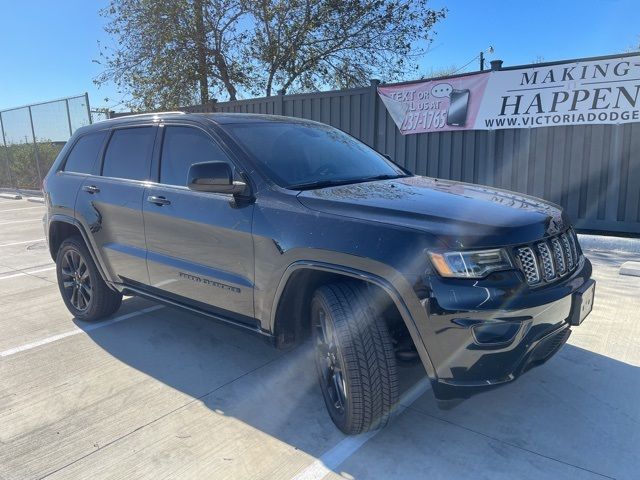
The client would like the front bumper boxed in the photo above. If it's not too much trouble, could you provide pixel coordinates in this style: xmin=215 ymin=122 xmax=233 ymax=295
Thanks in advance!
xmin=414 ymin=257 xmax=594 ymax=400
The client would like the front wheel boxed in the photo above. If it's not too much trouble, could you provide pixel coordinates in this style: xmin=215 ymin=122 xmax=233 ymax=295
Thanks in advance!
xmin=312 ymin=282 xmax=399 ymax=434
xmin=56 ymin=236 xmax=122 ymax=321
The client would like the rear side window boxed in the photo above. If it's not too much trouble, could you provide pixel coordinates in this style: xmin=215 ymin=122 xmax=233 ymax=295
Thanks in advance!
xmin=63 ymin=131 xmax=107 ymax=174
xmin=160 ymin=126 xmax=231 ymax=186
xmin=102 ymin=127 xmax=155 ymax=181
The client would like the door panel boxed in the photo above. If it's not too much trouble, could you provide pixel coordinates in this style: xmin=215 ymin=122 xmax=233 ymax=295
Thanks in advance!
xmin=143 ymin=186 xmax=255 ymax=320
xmin=76 ymin=176 xmax=149 ymax=284
xmin=73 ymin=125 xmax=157 ymax=285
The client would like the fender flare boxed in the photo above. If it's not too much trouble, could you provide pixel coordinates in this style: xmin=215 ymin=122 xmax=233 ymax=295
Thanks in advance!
xmin=47 ymin=214 xmax=119 ymax=290
xmin=270 ymin=260 xmax=438 ymax=381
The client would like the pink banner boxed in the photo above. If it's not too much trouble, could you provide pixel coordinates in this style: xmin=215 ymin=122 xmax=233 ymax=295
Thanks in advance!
xmin=377 ymin=73 xmax=490 ymax=134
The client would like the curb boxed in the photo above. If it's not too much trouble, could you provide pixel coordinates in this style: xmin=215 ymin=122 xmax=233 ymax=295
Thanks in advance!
xmin=620 ymin=261 xmax=640 ymax=277
xmin=0 ymin=193 xmax=22 ymax=200
xmin=578 ymin=234 xmax=640 ymax=255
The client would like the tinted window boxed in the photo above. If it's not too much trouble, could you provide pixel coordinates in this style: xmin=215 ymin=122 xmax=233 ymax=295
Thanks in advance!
xmin=225 ymin=122 xmax=405 ymax=189
xmin=102 ymin=127 xmax=155 ymax=180
xmin=63 ymin=131 xmax=107 ymax=174
xmin=160 ymin=126 xmax=230 ymax=186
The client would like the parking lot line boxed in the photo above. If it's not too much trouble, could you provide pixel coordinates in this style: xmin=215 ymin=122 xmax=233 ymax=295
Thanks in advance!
xmin=291 ymin=377 xmax=431 ymax=480
xmin=0 ymin=305 xmax=164 ymax=357
xmin=0 ymin=266 xmax=56 ymax=281
xmin=0 ymin=206 xmax=44 ymax=213
xmin=0 ymin=238 xmax=45 ymax=248
xmin=0 ymin=219 xmax=43 ymax=226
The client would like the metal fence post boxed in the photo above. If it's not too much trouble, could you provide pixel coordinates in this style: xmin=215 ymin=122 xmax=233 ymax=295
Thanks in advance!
xmin=27 ymin=106 xmax=43 ymax=188
xmin=0 ymin=112 xmax=16 ymax=189
xmin=85 ymin=92 xmax=92 ymax=124
xmin=368 ymin=79 xmax=381 ymax=150
xmin=276 ymin=89 xmax=285 ymax=116
xmin=65 ymin=98 xmax=73 ymax=136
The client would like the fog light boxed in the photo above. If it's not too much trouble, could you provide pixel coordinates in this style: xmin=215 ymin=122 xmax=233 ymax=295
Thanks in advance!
xmin=472 ymin=322 xmax=520 ymax=345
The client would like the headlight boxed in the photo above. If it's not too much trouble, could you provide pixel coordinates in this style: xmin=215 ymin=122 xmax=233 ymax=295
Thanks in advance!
xmin=429 ymin=249 xmax=513 ymax=278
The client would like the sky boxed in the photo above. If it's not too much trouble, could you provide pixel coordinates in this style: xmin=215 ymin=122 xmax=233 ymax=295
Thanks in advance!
xmin=0 ymin=0 xmax=638 ymax=113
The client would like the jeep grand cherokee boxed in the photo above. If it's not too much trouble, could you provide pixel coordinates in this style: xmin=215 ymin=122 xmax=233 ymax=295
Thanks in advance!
xmin=43 ymin=112 xmax=595 ymax=434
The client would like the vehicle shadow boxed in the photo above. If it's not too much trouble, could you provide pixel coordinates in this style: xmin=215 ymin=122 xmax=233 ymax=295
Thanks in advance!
xmin=77 ymin=296 xmax=639 ymax=478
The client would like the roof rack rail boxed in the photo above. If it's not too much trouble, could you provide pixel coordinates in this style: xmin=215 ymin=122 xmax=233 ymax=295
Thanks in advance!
xmin=110 ymin=111 xmax=186 ymax=120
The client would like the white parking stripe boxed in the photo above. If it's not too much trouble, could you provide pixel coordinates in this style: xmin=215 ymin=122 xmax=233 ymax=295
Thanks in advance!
xmin=0 ymin=206 xmax=44 ymax=213
xmin=291 ymin=377 xmax=431 ymax=480
xmin=0 ymin=305 xmax=165 ymax=357
xmin=0 ymin=238 xmax=45 ymax=247
xmin=0 ymin=266 xmax=56 ymax=280
xmin=0 ymin=219 xmax=43 ymax=226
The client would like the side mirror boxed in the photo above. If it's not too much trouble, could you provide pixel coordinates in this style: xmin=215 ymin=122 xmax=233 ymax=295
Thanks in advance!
xmin=187 ymin=161 xmax=247 ymax=195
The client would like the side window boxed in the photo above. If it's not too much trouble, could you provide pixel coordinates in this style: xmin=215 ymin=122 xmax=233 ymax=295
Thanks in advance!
xmin=160 ymin=126 xmax=231 ymax=187
xmin=63 ymin=131 xmax=107 ymax=174
xmin=102 ymin=127 xmax=155 ymax=181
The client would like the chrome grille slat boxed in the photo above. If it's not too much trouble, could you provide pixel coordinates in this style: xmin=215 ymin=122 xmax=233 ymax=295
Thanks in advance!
xmin=568 ymin=229 xmax=579 ymax=264
xmin=560 ymin=234 xmax=574 ymax=270
xmin=515 ymin=230 xmax=581 ymax=286
xmin=550 ymin=237 xmax=566 ymax=275
xmin=537 ymin=242 xmax=556 ymax=280
xmin=516 ymin=246 xmax=540 ymax=284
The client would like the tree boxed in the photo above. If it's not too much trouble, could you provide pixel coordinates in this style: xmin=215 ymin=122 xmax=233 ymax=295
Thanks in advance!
xmin=96 ymin=0 xmax=446 ymax=108
xmin=249 ymin=0 xmax=446 ymax=96
xmin=96 ymin=0 xmax=248 ymax=109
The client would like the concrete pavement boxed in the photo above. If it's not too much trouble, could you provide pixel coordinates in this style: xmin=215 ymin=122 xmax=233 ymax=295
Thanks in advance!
xmin=0 ymin=198 xmax=638 ymax=479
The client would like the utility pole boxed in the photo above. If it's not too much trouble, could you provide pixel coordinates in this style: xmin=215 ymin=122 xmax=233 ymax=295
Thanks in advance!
xmin=480 ymin=46 xmax=494 ymax=71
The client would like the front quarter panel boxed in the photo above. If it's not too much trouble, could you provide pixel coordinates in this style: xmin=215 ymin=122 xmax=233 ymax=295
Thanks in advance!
xmin=252 ymin=190 xmax=441 ymax=327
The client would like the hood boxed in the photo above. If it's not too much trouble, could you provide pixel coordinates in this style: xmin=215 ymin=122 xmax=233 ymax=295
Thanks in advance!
xmin=297 ymin=176 xmax=569 ymax=249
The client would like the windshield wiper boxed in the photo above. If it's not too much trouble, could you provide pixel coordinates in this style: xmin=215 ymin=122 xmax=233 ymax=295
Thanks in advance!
xmin=288 ymin=178 xmax=363 ymax=191
xmin=288 ymin=173 xmax=411 ymax=191
xmin=358 ymin=173 xmax=411 ymax=182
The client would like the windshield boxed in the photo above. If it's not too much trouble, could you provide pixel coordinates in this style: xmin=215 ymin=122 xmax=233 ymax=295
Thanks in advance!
xmin=225 ymin=122 xmax=408 ymax=189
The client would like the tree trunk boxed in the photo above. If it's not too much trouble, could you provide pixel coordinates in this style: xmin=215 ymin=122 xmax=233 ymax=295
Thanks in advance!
xmin=194 ymin=0 xmax=209 ymax=104
xmin=213 ymin=51 xmax=238 ymax=101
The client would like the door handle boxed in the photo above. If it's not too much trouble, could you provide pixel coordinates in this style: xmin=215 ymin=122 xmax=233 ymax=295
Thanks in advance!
xmin=147 ymin=195 xmax=171 ymax=206
xmin=82 ymin=185 xmax=100 ymax=194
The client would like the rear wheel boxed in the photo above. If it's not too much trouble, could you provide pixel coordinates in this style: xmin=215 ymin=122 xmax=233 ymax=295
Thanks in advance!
xmin=56 ymin=236 xmax=122 ymax=321
xmin=312 ymin=282 xmax=398 ymax=434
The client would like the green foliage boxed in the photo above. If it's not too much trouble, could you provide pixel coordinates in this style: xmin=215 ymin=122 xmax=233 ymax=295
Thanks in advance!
xmin=250 ymin=0 xmax=447 ymax=96
xmin=0 ymin=141 xmax=64 ymax=190
xmin=96 ymin=0 xmax=446 ymax=108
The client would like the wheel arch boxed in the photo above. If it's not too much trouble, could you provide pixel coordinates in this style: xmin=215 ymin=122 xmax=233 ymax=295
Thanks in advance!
xmin=270 ymin=260 xmax=437 ymax=380
xmin=48 ymin=215 xmax=117 ymax=290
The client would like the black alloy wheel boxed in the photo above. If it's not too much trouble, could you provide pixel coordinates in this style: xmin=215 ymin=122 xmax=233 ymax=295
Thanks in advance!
xmin=60 ymin=249 xmax=92 ymax=312
xmin=55 ymin=236 xmax=122 ymax=321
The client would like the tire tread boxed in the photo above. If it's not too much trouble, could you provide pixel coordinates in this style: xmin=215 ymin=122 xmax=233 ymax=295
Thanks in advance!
xmin=314 ymin=282 xmax=399 ymax=434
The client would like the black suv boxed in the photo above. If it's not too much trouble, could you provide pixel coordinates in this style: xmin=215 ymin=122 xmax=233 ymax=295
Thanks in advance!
xmin=43 ymin=112 xmax=595 ymax=434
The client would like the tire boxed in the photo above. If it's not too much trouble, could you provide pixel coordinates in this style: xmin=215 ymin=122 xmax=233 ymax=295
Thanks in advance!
xmin=311 ymin=282 xmax=399 ymax=434
xmin=55 ymin=236 xmax=122 ymax=321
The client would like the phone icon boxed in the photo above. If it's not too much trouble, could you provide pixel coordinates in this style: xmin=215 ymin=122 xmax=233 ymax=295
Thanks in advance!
xmin=446 ymin=89 xmax=470 ymax=127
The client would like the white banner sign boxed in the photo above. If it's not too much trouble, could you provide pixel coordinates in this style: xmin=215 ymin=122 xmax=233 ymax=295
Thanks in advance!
xmin=378 ymin=54 xmax=640 ymax=134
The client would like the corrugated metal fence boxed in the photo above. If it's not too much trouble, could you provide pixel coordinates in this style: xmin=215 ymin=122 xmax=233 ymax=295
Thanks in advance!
xmin=187 ymin=81 xmax=640 ymax=235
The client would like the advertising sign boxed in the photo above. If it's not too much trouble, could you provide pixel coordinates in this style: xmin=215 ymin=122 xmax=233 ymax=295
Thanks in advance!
xmin=378 ymin=54 xmax=640 ymax=134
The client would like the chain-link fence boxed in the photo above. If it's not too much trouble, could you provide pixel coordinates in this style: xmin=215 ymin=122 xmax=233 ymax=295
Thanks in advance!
xmin=0 ymin=94 xmax=94 ymax=191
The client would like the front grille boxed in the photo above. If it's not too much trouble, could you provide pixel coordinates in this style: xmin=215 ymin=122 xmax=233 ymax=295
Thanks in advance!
xmin=514 ymin=229 xmax=580 ymax=286
xmin=550 ymin=237 xmax=566 ymax=275
xmin=560 ymin=233 xmax=574 ymax=270
xmin=516 ymin=246 xmax=540 ymax=284
xmin=536 ymin=242 xmax=555 ymax=280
